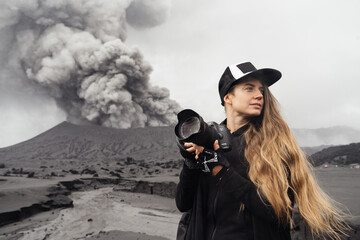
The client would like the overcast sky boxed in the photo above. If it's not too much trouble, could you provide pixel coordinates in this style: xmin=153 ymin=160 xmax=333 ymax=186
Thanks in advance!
xmin=1 ymin=0 xmax=360 ymax=148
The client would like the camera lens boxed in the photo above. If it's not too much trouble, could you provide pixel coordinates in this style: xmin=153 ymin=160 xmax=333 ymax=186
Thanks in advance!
xmin=180 ymin=117 xmax=201 ymax=139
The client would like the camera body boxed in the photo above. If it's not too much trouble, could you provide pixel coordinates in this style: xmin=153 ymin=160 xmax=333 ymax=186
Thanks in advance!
xmin=207 ymin=121 xmax=232 ymax=151
xmin=175 ymin=109 xmax=231 ymax=165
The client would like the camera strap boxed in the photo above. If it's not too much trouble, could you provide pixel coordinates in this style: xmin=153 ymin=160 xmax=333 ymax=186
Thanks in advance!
xmin=200 ymin=149 xmax=218 ymax=173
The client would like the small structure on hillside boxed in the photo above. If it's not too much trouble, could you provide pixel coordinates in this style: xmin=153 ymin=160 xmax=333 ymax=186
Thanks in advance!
xmin=349 ymin=163 xmax=360 ymax=169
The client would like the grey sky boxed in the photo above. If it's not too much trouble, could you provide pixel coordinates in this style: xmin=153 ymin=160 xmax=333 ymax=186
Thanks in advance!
xmin=1 ymin=0 xmax=360 ymax=147
xmin=127 ymin=0 xmax=360 ymax=127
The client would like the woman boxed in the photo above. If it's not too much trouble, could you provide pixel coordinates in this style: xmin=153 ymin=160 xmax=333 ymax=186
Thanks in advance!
xmin=175 ymin=62 xmax=350 ymax=240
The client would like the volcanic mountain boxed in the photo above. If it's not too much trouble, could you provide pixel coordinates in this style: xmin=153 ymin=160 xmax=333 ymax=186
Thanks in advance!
xmin=0 ymin=122 xmax=182 ymax=178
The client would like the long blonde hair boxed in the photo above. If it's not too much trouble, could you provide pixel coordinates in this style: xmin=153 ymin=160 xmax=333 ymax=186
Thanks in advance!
xmin=238 ymin=85 xmax=350 ymax=239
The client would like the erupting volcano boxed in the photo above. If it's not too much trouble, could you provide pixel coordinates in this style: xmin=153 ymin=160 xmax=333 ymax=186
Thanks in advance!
xmin=0 ymin=0 xmax=181 ymax=129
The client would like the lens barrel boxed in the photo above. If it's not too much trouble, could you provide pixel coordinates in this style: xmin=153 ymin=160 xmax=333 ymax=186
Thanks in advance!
xmin=179 ymin=116 xmax=201 ymax=139
xmin=175 ymin=109 xmax=219 ymax=149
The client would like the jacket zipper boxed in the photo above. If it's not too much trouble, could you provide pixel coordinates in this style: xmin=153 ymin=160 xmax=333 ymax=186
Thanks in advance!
xmin=210 ymin=186 xmax=220 ymax=240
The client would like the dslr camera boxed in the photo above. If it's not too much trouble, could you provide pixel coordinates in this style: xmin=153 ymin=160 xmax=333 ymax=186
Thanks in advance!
xmin=174 ymin=109 xmax=231 ymax=169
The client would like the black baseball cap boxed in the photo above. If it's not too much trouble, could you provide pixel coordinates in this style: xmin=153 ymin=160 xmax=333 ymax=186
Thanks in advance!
xmin=218 ymin=62 xmax=282 ymax=105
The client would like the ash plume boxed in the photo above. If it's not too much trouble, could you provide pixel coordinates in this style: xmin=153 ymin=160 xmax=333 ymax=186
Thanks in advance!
xmin=0 ymin=0 xmax=180 ymax=128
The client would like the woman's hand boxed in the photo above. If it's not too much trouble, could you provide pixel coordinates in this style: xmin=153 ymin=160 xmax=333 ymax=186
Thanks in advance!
xmin=183 ymin=142 xmax=204 ymax=160
xmin=184 ymin=141 xmax=222 ymax=176
xmin=184 ymin=140 xmax=220 ymax=159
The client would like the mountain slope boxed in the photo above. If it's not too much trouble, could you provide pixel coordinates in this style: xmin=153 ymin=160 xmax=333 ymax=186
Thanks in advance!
xmin=309 ymin=142 xmax=360 ymax=166
xmin=0 ymin=122 xmax=181 ymax=177
xmin=1 ymin=121 xmax=177 ymax=160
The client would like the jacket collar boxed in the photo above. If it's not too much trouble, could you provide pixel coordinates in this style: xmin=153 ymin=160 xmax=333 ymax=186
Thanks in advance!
xmin=221 ymin=119 xmax=249 ymax=136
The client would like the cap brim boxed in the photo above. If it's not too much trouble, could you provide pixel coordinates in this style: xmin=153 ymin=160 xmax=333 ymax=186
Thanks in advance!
xmin=232 ymin=68 xmax=282 ymax=88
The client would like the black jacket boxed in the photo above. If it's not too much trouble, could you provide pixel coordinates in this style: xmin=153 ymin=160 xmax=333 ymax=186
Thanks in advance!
xmin=175 ymin=124 xmax=293 ymax=240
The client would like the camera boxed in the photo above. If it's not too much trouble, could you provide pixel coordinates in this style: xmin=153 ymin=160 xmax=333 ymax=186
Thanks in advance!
xmin=174 ymin=109 xmax=231 ymax=162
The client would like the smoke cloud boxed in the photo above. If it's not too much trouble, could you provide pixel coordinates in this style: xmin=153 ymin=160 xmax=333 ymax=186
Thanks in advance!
xmin=0 ymin=0 xmax=180 ymax=128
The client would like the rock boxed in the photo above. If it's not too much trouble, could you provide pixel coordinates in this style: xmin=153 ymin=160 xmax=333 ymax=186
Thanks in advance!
xmin=27 ymin=172 xmax=35 ymax=178
xmin=69 ymin=169 xmax=79 ymax=174
xmin=81 ymin=168 xmax=97 ymax=175
xmin=132 ymin=181 xmax=177 ymax=198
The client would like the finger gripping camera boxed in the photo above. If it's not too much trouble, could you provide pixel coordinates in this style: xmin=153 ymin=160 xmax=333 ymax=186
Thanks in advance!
xmin=174 ymin=109 xmax=231 ymax=166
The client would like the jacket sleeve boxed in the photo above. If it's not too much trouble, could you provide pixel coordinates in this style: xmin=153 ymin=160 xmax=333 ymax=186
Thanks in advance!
xmin=175 ymin=163 xmax=202 ymax=212
xmin=218 ymin=167 xmax=292 ymax=224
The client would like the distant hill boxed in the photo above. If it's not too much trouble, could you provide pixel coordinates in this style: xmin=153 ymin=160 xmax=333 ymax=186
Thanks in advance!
xmin=301 ymin=145 xmax=333 ymax=156
xmin=292 ymin=126 xmax=360 ymax=147
xmin=309 ymin=142 xmax=360 ymax=167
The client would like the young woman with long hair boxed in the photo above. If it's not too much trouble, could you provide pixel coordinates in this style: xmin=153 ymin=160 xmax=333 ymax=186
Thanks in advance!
xmin=175 ymin=62 xmax=350 ymax=240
